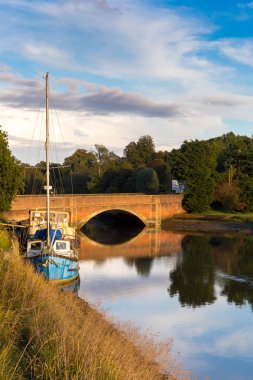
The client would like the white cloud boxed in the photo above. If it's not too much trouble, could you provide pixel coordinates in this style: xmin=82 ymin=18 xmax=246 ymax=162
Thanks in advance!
xmin=22 ymin=43 xmax=81 ymax=71
xmin=216 ymin=38 xmax=253 ymax=68
xmin=1 ymin=0 xmax=253 ymax=161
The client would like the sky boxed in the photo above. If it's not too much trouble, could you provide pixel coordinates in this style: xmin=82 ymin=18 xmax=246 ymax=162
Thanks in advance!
xmin=2 ymin=0 xmax=253 ymax=163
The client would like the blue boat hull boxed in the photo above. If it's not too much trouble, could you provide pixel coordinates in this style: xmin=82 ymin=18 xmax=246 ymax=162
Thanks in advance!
xmin=30 ymin=255 xmax=79 ymax=283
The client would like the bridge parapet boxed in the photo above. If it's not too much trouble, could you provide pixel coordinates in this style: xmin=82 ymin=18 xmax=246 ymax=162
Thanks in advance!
xmin=4 ymin=194 xmax=184 ymax=228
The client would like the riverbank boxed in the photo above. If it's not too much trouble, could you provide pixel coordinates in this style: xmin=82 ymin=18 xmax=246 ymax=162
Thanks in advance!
xmin=162 ymin=213 xmax=253 ymax=234
xmin=0 ymin=233 xmax=190 ymax=380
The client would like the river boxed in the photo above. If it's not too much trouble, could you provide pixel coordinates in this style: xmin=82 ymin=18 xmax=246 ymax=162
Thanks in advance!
xmin=77 ymin=225 xmax=253 ymax=380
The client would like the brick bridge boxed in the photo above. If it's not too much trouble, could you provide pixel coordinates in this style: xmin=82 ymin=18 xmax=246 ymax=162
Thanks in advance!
xmin=5 ymin=194 xmax=184 ymax=228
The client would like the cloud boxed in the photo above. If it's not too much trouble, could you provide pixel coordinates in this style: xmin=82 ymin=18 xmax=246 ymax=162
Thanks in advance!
xmin=0 ymin=68 xmax=184 ymax=118
xmin=216 ymin=38 xmax=253 ymax=67
xmin=2 ymin=0 xmax=253 ymax=164
xmin=0 ymin=0 xmax=215 ymax=83
xmin=22 ymin=43 xmax=81 ymax=71
xmin=78 ymin=87 xmax=183 ymax=118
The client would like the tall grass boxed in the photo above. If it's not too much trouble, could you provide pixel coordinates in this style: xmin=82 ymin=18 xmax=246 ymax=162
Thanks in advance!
xmin=0 ymin=229 xmax=11 ymax=251
xmin=0 ymin=239 xmax=191 ymax=380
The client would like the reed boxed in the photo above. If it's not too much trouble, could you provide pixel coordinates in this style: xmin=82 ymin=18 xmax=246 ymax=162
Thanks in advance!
xmin=0 ymin=240 xmax=191 ymax=380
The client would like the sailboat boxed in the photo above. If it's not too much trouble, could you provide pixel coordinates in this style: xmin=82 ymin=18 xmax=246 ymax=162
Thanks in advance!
xmin=25 ymin=73 xmax=79 ymax=284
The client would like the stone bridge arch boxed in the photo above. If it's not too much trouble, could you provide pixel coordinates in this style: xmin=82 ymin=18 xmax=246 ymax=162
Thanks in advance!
xmin=77 ymin=206 xmax=148 ymax=229
xmin=4 ymin=194 xmax=184 ymax=228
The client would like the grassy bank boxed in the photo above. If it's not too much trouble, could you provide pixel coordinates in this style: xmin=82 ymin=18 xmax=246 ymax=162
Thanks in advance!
xmin=0 ymin=236 xmax=190 ymax=380
xmin=0 ymin=229 xmax=11 ymax=250
xmin=162 ymin=210 xmax=253 ymax=233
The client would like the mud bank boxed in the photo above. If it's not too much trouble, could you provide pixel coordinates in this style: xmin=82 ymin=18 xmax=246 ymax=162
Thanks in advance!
xmin=162 ymin=216 xmax=253 ymax=234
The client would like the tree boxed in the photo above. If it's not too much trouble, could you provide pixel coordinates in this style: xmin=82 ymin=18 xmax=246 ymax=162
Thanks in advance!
xmin=0 ymin=128 xmax=24 ymax=211
xmin=215 ymin=182 xmax=241 ymax=211
xmin=169 ymin=140 xmax=218 ymax=212
xmin=23 ymin=164 xmax=45 ymax=194
xmin=95 ymin=144 xmax=119 ymax=176
xmin=124 ymin=135 xmax=155 ymax=168
xmin=151 ymin=151 xmax=172 ymax=193
xmin=63 ymin=149 xmax=98 ymax=193
xmin=136 ymin=168 xmax=159 ymax=194
xmin=215 ymin=133 xmax=253 ymax=211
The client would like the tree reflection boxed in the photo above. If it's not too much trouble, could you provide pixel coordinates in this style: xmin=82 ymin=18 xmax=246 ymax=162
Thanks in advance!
xmin=220 ymin=239 xmax=253 ymax=309
xmin=169 ymin=235 xmax=216 ymax=307
xmin=168 ymin=234 xmax=253 ymax=310
xmin=124 ymin=257 xmax=154 ymax=277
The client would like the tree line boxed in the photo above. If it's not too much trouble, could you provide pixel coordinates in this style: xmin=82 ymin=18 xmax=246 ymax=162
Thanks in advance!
xmin=2 ymin=126 xmax=253 ymax=213
xmin=23 ymin=135 xmax=172 ymax=197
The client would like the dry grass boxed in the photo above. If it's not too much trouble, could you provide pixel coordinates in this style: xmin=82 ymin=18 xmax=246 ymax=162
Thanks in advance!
xmin=0 ymin=239 xmax=191 ymax=380
xmin=0 ymin=229 xmax=11 ymax=251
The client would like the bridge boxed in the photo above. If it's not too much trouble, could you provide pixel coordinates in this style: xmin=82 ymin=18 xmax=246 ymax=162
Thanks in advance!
xmin=4 ymin=194 xmax=184 ymax=228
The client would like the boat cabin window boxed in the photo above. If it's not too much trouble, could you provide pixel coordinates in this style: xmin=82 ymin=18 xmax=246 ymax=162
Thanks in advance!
xmin=56 ymin=242 xmax=67 ymax=250
xmin=30 ymin=242 xmax=42 ymax=250
xmin=30 ymin=211 xmax=69 ymax=227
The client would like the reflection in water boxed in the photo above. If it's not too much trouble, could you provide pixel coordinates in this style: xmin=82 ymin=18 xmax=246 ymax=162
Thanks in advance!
xmin=125 ymin=257 xmax=154 ymax=277
xmin=81 ymin=210 xmax=145 ymax=245
xmin=78 ymin=230 xmax=253 ymax=380
xmin=60 ymin=276 xmax=80 ymax=295
xmin=169 ymin=235 xmax=216 ymax=307
xmin=167 ymin=234 xmax=253 ymax=309
xmin=215 ymin=237 xmax=253 ymax=310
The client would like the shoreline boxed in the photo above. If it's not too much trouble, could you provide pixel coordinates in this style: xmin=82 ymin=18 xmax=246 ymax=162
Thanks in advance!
xmin=0 ymin=234 xmax=190 ymax=380
xmin=162 ymin=216 xmax=253 ymax=234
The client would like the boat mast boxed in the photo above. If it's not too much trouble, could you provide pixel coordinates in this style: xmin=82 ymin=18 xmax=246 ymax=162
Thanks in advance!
xmin=45 ymin=72 xmax=51 ymax=248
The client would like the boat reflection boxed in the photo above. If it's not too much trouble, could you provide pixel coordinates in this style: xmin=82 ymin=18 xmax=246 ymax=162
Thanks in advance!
xmin=59 ymin=276 xmax=80 ymax=295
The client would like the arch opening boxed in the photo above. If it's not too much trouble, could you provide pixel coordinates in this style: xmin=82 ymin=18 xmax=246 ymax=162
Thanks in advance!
xmin=81 ymin=209 xmax=145 ymax=245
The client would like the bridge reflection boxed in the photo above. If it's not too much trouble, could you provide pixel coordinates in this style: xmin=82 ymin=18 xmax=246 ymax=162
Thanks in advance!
xmin=79 ymin=229 xmax=184 ymax=260
xmin=79 ymin=232 xmax=253 ymax=310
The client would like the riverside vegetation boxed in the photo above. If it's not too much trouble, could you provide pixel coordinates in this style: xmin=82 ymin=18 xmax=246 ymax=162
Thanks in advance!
xmin=0 ymin=232 xmax=191 ymax=380
xmin=2 ymin=126 xmax=253 ymax=215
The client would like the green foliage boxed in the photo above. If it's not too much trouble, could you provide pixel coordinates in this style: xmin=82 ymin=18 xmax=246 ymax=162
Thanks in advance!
xmin=215 ymin=182 xmax=241 ymax=211
xmin=150 ymin=151 xmax=172 ymax=193
xmin=136 ymin=168 xmax=160 ymax=194
xmin=63 ymin=149 xmax=98 ymax=193
xmin=19 ymin=130 xmax=253 ymax=208
xmin=0 ymin=128 xmax=24 ymax=211
xmin=169 ymin=140 xmax=218 ymax=212
xmin=213 ymin=132 xmax=253 ymax=211
xmin=95 ymin=144 xmax=119 ymax=176
xmin=124 ymin=135 xmax=155 ymax=168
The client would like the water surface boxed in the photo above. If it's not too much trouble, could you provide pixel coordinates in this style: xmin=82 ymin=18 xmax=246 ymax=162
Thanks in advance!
xmin=78 ymin=230 xmax=253 ymax=380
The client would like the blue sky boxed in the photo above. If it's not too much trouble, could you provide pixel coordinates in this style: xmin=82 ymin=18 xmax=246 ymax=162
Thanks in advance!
xmin=1 ymin=0 xmax=253 ymax=162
